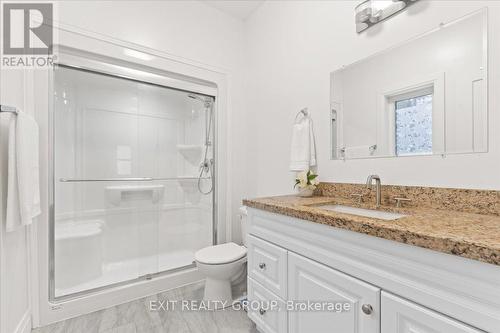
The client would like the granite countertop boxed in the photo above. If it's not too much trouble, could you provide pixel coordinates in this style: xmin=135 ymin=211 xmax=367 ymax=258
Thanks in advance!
xmin=243 ymin=195 xmax=500 ymax=266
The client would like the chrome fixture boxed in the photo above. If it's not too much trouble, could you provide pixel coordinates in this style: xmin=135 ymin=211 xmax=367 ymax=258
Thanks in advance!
xmin=59 ymin=177 xmax=207 ymax=182
xmin=393 ymin=197 xmax=412 ymax=208
xmin=60 ymin=177 xmax=154 ymax=182
xmin=0 ymin=105 xmax=18 ymax=114
xmin=366 ymin=175 xmax=382 ymax=207
xmin=362 ymin=304 xmax=374 ymax=315
xmin=188 ymin=93 xmax=215 ymax=194
xmin=355 ymin=0 xmax=420 ymax=33
xmin=351 ymin=193 xmax=364 ymax=204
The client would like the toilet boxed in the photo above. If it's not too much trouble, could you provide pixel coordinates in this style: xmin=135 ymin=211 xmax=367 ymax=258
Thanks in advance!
xmin=195 ymin=206 xmax=248 ymax=306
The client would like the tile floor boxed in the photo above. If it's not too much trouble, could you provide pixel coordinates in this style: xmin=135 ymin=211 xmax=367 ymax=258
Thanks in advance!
xmin=33 ymin=280 xmax=258 ymax=333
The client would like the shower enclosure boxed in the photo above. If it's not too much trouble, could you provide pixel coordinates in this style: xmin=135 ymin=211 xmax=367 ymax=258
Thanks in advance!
xmin=51 ymin=64 xmax=215 ymax=299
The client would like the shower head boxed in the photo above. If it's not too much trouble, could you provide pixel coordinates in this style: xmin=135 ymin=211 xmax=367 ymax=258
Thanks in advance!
xmin=188 ymin=93 xmax=213 ymax=108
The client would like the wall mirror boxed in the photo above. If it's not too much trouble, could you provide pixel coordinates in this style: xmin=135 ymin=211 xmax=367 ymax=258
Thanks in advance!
xmin=330 ymin=9 xmax=487 ymax=160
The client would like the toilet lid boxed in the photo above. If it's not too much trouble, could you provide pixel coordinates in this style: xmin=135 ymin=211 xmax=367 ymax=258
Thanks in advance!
xmin=195 ymin=242 xmax=247 ymax=264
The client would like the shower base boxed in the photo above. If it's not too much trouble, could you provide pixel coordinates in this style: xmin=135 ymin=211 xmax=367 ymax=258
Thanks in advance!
xmin=55 ymin=250 xmax=195 ymax=298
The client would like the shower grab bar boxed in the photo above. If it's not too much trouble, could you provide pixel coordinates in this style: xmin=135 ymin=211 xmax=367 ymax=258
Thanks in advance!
xmin=60 ymin=177 xmax=154 ymax=182
xmin=59 ymin=177 xmax=205 ymax=182
xmin=0 ymin=105 xmax=18 ymax=114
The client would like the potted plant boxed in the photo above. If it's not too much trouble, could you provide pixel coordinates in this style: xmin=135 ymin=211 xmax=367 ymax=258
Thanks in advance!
xmin=294 ymin=170 xmax=319 ymax=197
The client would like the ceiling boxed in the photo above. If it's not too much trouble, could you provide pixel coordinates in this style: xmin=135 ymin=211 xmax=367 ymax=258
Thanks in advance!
xmin=203 ymin=1 xmax=264 ymax=20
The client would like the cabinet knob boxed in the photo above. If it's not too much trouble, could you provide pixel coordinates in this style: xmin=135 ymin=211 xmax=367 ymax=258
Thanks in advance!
xmin=258 ymin=263 xmax=266 ymax=269
xmin=361 ymin=304 xmax=373 ymax=315
xmin=259 ymin=308 xmax=266 ymax=315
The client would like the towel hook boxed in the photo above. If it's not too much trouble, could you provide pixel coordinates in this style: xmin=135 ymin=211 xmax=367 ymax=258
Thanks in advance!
xmin=294 ymin=107 xmax=309 ymax=123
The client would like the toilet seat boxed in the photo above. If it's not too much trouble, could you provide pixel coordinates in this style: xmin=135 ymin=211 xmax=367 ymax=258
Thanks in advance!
xmin=195 ymin=242 xmax=247 ymax=265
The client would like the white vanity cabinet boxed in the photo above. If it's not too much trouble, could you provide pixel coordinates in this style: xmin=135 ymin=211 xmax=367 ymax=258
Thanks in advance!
xmin=246 ymin=208 xmax=498 ymax=333
xmin=247 ymin=236 xmax=381 ymax=333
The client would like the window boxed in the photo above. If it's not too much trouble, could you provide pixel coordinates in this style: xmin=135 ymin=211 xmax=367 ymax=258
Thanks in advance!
xmin=393 ymin=88 xmax=433 ymax=156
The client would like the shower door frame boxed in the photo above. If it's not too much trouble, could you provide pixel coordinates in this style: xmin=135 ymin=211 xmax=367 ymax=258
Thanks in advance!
xmin=49 ymin=61 xmax=217 ymax=302
xmin=34 ymin=22 xmax=232 ymax=327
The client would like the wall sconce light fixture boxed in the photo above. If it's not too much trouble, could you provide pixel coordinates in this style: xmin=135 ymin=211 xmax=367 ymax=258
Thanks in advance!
xmin=355 ymin=0 xmax=419 ymax=33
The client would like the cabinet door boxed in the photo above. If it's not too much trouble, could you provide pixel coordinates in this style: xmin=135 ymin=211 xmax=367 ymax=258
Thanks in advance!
xmin=381 ymin=292 xmax=483 ymax=333
xmin=288 ymin=253 xmax=380 ymax=333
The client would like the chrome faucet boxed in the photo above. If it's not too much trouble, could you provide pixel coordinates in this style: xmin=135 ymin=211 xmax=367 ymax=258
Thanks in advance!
xmin=366 ymin=175 xmax=382 ymax=207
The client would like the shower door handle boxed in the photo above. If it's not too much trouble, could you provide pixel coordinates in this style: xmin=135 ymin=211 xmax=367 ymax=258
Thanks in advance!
xmin=59 ymin=177 xmax=155 ymax=182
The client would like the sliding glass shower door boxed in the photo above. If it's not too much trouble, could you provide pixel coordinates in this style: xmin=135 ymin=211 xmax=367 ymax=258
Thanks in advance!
xmin=52 ymin=65 xmax=214 ymax=298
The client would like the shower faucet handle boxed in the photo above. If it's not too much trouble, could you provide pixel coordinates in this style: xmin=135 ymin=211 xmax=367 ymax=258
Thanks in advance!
xmin=393 ymin=197 xmax=411 ymax=208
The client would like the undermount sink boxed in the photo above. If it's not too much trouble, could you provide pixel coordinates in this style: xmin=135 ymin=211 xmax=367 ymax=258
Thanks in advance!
xmin=316 ymin=204 xmax=406 ymax=221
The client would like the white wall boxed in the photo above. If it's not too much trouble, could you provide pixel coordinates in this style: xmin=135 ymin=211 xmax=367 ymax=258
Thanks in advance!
xmin=56 ymin=1 xmax=243 ymax=71
xmin=241 ymin=0 xmax=500 ymax=207
xmin=0 ymin=68 xmax=34 ymax=333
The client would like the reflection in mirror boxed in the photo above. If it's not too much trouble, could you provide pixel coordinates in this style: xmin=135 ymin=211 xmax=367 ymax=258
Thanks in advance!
xmin=331 ymin=9 xmax=487 ymax=160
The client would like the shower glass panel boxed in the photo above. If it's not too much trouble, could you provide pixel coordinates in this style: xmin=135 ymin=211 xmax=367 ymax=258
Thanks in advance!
xmin=52 ymin=65 xmax=214 ymax=298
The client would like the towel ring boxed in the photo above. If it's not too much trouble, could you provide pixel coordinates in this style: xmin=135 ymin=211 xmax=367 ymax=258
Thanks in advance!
xmin=294 ymin=107 xmax=309 ymax=123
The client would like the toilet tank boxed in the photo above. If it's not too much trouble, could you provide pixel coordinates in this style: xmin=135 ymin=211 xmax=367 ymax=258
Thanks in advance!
xmin=239 ymin=206 xmax=248 ymax=247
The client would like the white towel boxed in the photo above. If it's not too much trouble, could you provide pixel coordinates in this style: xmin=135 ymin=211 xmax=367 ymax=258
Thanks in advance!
xmin=290 ymin=116 xmax=316 ymax=171
xmin=6 ymin=112 xmax=41 ymax=232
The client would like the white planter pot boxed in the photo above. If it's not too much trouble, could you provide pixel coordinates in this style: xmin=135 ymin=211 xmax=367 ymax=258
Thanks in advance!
xmin=298 ymin=188 xmax=314 ymax=197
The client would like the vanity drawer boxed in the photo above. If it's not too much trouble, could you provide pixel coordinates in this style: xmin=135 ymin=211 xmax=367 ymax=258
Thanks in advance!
xmin=381 ymin=292 xmax=483 ymax=333
xmin=247 ymin=277 xmax=287 ymax=333
xmin=247 ymin=234 xmax=288 ymax=299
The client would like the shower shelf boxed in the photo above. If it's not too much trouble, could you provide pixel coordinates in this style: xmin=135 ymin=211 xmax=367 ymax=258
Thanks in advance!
xmin=177 ymin=144 xmax=202 ymax=152
xmin=106 ymin=184 xmax=165 ymax=205
xmin=177 ymin=145 xmax=203 ymax=165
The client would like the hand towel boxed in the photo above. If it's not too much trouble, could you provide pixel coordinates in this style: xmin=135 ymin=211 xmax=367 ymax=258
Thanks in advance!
xmin=290 ymin=116 xmax=316 ymax=171
xmin=6 ymin=112 xmax=41 ymax=232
